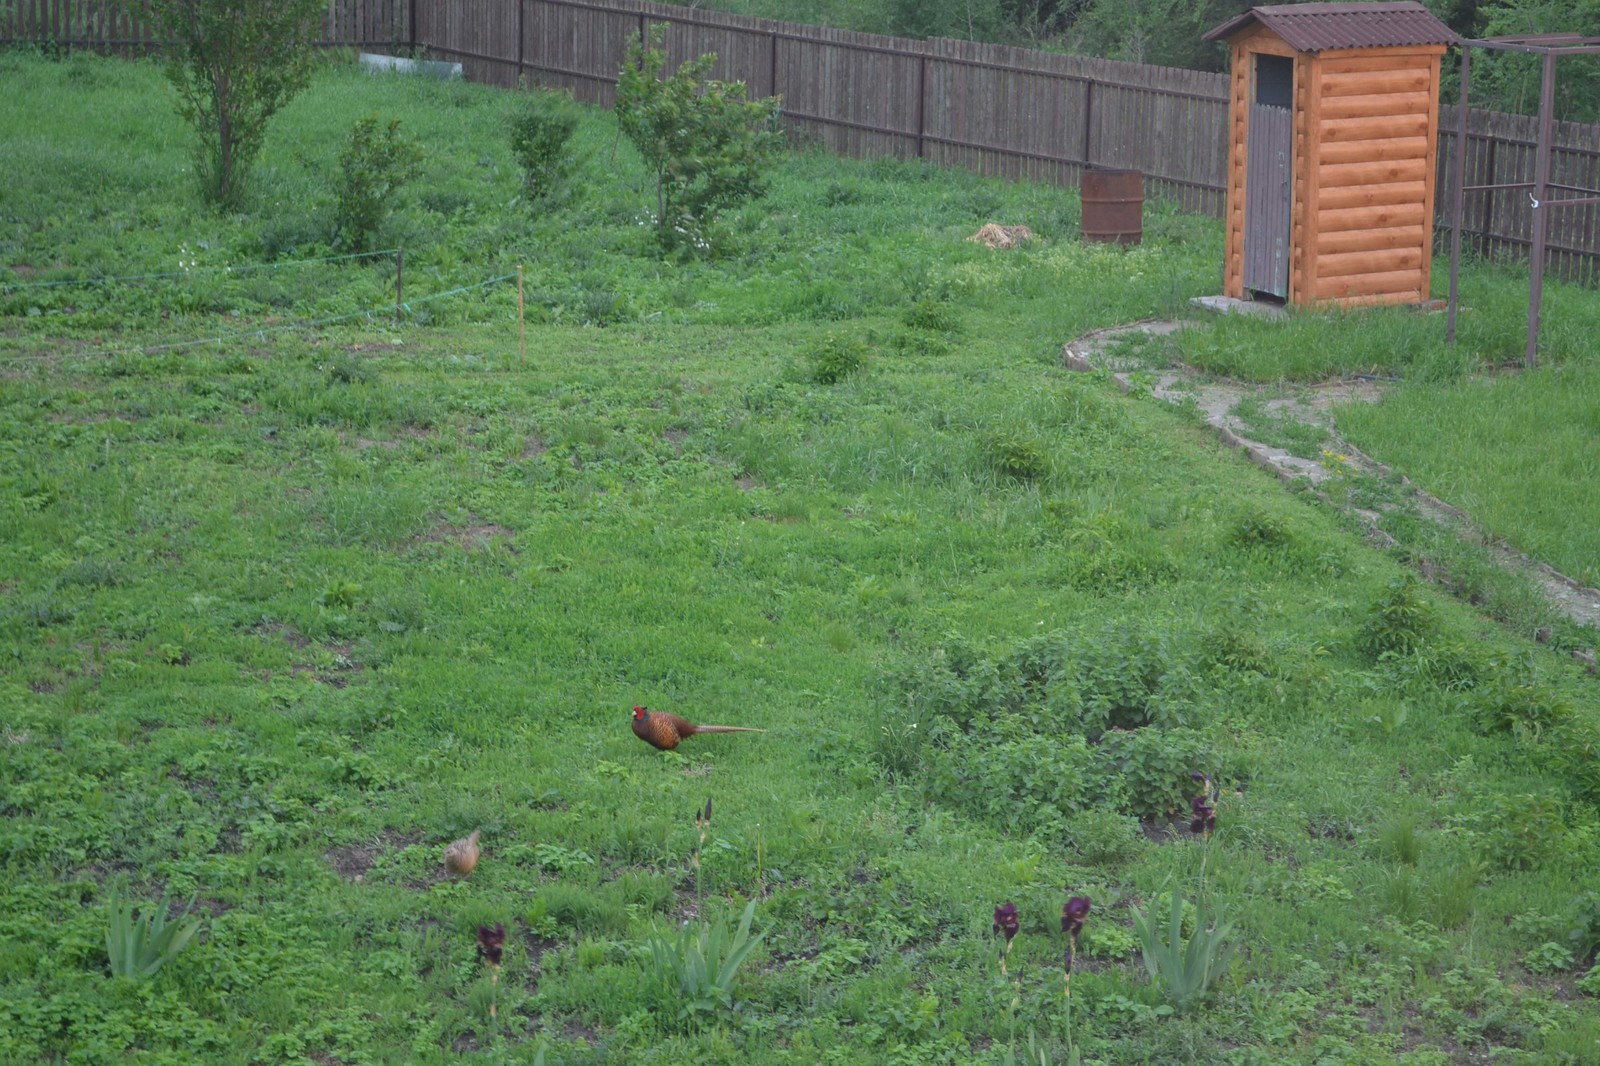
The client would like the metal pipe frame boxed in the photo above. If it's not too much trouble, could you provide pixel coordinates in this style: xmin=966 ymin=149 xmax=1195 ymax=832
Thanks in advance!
xmin=1445 ymin=34 xmax=1600 ymax=365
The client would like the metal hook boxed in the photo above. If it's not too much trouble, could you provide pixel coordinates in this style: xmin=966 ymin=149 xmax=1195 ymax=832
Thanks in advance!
xmin=1529 ymin=192 xmax=1541 ymax=209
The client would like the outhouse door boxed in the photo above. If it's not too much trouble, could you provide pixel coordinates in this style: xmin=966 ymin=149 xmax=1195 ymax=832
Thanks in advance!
xmin=1243 ymin=54 xmax=1293 ymax=299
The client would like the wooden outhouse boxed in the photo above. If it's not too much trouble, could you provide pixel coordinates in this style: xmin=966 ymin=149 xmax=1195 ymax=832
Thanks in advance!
xmin=1203 ymin=2 xmax=1459 ymax=307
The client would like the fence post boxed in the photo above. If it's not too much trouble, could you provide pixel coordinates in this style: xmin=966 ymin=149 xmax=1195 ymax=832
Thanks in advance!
xmin=915 ymin=50 xmax=927 ymax=158
xmin=1479 ymin=136 xmax=1497 ymax=258
xmin=517 ymin=0 xmax=524 ymax=83
xmin=1081 ymin=79 xmax=1095 ymax=169
xmin=1525 ymin=50 xmax=1558 ymax=368
xmin=395 ymin=246 xmax=404 ymax=322
xmin=770 ymin=30 xmax=778 ymax=100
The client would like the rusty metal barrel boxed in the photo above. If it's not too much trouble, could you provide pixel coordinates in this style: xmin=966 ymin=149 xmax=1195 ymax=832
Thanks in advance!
xmin=1080 ymin=168 xmax=1144 ymax=245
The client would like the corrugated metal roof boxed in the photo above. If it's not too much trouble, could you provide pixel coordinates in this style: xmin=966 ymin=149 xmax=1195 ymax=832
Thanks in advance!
xmin=1203 ymin=2 xmax=1461 ymax=52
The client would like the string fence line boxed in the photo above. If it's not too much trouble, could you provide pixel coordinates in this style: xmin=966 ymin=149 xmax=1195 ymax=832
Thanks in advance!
xmin=92 ymin=272 xmax=520 ymax=358
xmin=0 ymin=248 xmax=401 ymax=294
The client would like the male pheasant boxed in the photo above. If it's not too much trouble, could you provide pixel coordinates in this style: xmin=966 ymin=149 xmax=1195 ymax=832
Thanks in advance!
xmin=631 ymin=705 xmax=763 ymax=751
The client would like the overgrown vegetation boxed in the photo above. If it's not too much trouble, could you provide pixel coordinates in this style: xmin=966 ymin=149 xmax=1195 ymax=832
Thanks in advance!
xmin=1 ymin=49 xmax=1598 ymax=1064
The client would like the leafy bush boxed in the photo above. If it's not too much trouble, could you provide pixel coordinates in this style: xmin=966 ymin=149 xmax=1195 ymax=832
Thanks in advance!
xmin=1569 ymin=890 xmax=1600 ymax=964
xmin=981 ymin=427 xmax=1049 ymax=481
xmin=509 ymin=93 xmax=581 ymax=204
xmin=1231 ymin=509 xmax=1293 ymax=548
xmin=901 ymin=296 xmax=962 ymax=333
xmin=615 ymin=23 xmax=782 ymax=252
xmin=646 ymin=899 xmax=764 ymax=1027
xmin=806 ymin=332 xmax=867 ymax=384
xmin=1133 ymin=890 xmax=1234 ymax=1011
xmin=1069 ymin=624 xmax=1198 ymax=735
xmin=1579 ymin=965 xmax=1600 ymax=997
xmin=1067 ymin=807 xmax=1145 ymax=865
xmin=1553 ymin=719 xmax=1600 ymax=804
xmin=1095 ymin=727 xmax=1211 ymax=820
xmin=1475 ymin=792 xmax=1567 ymax=871
xmin=925 ymin=733 xmax=1095 ymax=832
xmin=1360 ymin=575 xmax=1437 ymax=659
xmin=1524 ymin=941 xmax=1575 ymax=975
xmin=334 ymin=115 xmax=424 ymax=252
xmin=1470 ymin=664 xmax=1573 ymax=739
xmin=105 ymin=890 xmax=202 ymax=980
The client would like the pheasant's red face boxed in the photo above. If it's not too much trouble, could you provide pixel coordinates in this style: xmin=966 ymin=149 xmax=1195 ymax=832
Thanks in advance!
xmin=632 ymin=706 xmax=647 ymax=720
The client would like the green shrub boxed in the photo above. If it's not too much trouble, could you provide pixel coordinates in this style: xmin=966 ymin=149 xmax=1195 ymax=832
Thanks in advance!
xmin=981 ymin=426 xmax=1049 ymax=481
xmin=1554 ymin=719 xmax=1600 ymax=804
xmin=901 ymin=296 xmax=962 ymax=333
xmin=807 ymin=332 xmax=868 ymax=384
xmin=1578 ymin=965 xmax=1600 ymax=997
xmin=1569 ymin=890 xmax=1600 ymax=963
xmin=1231 ymin=509 xmax=1293 ymax=548
xmin=1477 ymin=792 xmax=1567 ymax=871
xmin=148 ymin=0 xmax=326 ymax=209
xmin=1471 ymin=665 xmax=1573 ymax=739
xmin=334 ymin=115 xmax=424 ymax=252
xmin=1360 ymin=575 xmax=1437 ymax=659
xmin=926 ymin=733 xmax=1095 ymax=832
xmin=509 ymin=93 xmax=581 ymax=204
xmin=1525 ymin=941 xmax=1575 ymax=975
xmin=1067 ymin=807 xmax=1145 ymax=865
xmin=1095 ymin=727 xmax=1211 ymax=821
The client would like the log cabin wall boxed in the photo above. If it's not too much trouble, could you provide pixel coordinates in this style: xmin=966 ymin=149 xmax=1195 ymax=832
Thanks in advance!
xmin=1304 ymin=46 xmax=1445 ymax=306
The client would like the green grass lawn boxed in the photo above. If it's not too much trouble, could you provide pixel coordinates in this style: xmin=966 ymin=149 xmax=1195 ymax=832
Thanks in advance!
xmin=3 ymin=48 xmax=1599 ymax=1066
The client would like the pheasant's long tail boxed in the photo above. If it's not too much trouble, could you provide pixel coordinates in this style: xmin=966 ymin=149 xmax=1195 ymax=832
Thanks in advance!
xmin=688 ymin=724 xmax=765 ymax=734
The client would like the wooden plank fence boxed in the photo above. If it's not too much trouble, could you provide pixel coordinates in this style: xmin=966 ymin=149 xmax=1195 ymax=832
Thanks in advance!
xmin=4 ymin=0 xmax=1597 ymax=278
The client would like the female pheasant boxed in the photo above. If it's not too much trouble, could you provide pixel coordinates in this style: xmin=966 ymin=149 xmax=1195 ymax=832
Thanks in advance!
xmin=443 ymin=830 xmax=481 ymax=878
xmin=631 ymin=705 xmax=763 ymax=751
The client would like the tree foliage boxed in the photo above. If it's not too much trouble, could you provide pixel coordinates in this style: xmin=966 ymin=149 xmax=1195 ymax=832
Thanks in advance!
xmin=703 ymin=0 xmax=1600 ymax=118
xmin=146 ymin=0 xmax=327 ymax=210
xmin=1447 ymin=0 xmax=1600 ymax=122
xmin=614 ymin=23 xmax=783 ymax=253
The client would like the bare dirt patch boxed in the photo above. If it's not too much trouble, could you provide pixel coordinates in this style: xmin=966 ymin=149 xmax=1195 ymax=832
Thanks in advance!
xmin=418 ymin=518 xmax=516 ymax=553
xmin=325 ymin=830 xmax=425 ymax=883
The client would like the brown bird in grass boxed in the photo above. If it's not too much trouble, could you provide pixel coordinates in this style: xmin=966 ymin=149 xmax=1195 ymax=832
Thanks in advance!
xmin=443 ymin=830 xmax=481 ymax=878
xmin=631 ymin=705 xmax=764 ymax=751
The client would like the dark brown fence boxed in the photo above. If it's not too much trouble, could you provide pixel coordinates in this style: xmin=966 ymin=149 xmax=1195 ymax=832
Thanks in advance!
xmin=0 ymin=0 xmax=412 ymax=54
xmin=1437 ymin=105 xmax=1600 ymax=279
xmin=4 ymin=0 xmax=1597 ymax=274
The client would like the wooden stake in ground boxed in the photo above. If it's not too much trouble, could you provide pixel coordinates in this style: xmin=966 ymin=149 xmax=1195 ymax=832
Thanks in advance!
xmin=517 ymin=262 xmax=525 ymax=364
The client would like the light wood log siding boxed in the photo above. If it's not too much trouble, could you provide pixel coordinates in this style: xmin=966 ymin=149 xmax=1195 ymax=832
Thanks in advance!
xmin=1310 ymin=50 xmax=1442 ymax=305
xmin=4 ymin=0 xmax=1598 ymax=280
